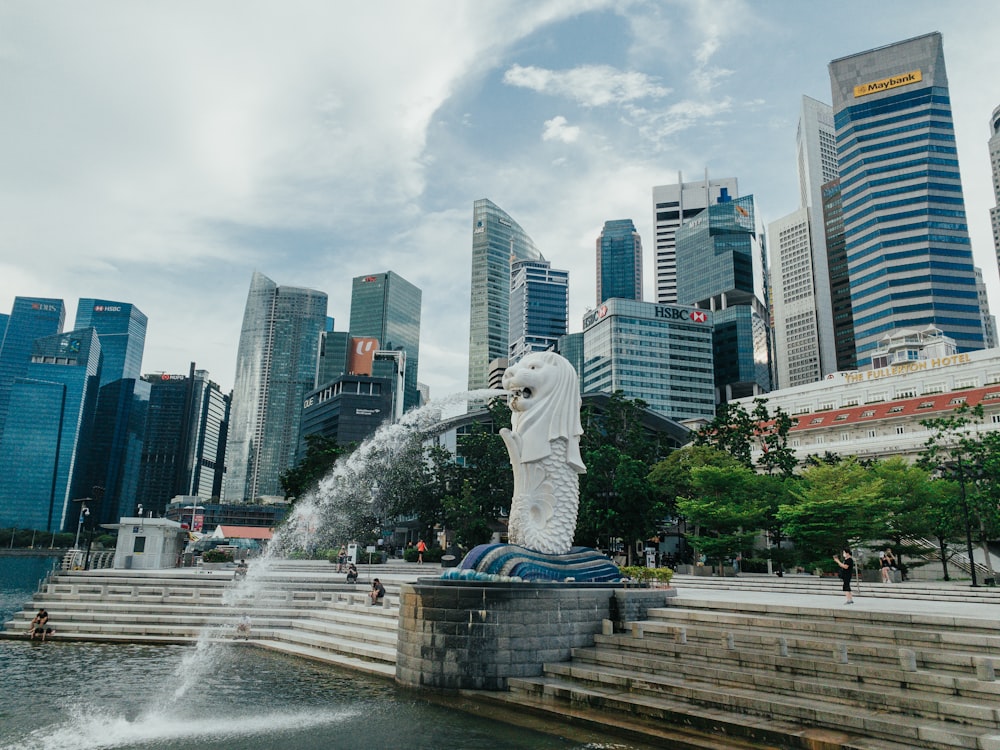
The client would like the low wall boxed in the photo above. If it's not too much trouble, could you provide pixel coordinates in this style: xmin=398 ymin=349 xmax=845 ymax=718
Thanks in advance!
xmin=395 ymin=580 xmax=673 ymax=690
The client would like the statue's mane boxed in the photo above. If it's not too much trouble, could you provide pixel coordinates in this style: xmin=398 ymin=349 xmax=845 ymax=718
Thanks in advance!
xmin=511 ymin=352 xmax=585 ymax=473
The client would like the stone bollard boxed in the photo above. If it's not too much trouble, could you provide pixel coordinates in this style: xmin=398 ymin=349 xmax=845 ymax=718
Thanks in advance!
xmin=834 ymin=643 xmax=848 ymax=663
xmin=602 ymin=618 xmax=614 ymax=636
xmin=675 ymin=627 xmax=687 ymax=644
xmin=724 ymin=632 xmax=735 ymax=650
xmin=976 ymin=657 xmax=996 ymax=682
xmin=777 ymin=637 xmax=788 ymax=657
xmin=631 ymin=622 xmax=644 ymax=639
xmin=899 ymin=648 xmax=917 ymax=672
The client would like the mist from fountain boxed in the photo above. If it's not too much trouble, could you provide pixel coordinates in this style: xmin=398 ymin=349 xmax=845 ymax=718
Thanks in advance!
xmin=168 ymin=388 xmax=507 ymax=701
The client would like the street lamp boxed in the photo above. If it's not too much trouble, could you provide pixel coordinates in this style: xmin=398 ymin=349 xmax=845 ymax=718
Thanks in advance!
xmin=943 ymin=459 xmax=978 ymax=587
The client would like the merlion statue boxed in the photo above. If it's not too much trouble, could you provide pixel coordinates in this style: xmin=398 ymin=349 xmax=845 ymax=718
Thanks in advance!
xmin=500 ymin=351 xmax=586 ymax=555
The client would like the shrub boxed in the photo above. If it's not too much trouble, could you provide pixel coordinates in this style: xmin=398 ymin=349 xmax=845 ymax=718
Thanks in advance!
xmin=619 ymin=566 xmax=674 ymax=585
xmin=202 ymin=549 xmax=233 ymax=563
xmin=403 ymin=547 xmax=444 ymax=563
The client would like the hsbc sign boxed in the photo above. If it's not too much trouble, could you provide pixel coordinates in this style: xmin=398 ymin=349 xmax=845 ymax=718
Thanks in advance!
xmin=654 ymin=306 xmax=708 ymax=323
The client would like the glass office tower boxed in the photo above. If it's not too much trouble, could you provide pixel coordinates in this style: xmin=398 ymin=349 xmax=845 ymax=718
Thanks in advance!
xmin=675 ymin=195 xmax=772 ymax=402
xmin=652 ymin=173 xmax=738 ymax=304
xmin=0 ymin=328 xmax=101 ymax=531
xmin=468 ymin=199 xmax=545 ymax=392
xmin=829 ymin=32 xmax=984 ymax=366
xmin=224 ymin=272 xmax=327 ymax=501
xmin=0 ymin=297 xmax=65 ymax=441
xmin=137 ymin=367 xmax=230 ymax=516
xmin=581 ymin=299 xmax=716 ymax=421
xmin=509 ymin=259 xmax=568 ymax=364
xmin=349 ymin=271 xmax=422 ymax=412
xmin=74 ymin=299 xmax=147 ymax=386
xmin=596 ymin=219 xmax=643 ymax=305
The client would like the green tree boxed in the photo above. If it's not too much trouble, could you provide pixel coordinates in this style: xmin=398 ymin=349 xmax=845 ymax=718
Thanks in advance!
xmin=442 ymin=479 xmax=495 ymax=549
xmin=753 ymin=399 xmax=797 ymax=478
xmin=456 ymin=399 xmax=514 ymax=534
xmin=867 ymin=457 xmax=941 ymax=575
xmin=919 ymin=404 xmax=999 ymax=583
xmin=692 ymin=401 xmax=756 ymax=468
xmin=677 ymin=464 xmax=762 ymax=573
xmin=777 ymin=459 xmax=888 ymax=569
xmin=576 ymin=444 xmax=663 ymax=563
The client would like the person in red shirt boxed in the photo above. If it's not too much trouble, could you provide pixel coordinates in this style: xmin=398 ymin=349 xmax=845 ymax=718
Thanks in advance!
xmin=416 ymin=539 xmax=427 ymax=564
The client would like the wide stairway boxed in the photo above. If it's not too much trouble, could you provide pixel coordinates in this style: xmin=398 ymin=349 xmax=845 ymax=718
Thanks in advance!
xmin=504 ymin=578 xmax=1000 ymax=750
xmin=1 ymin=559 xmax=440 ymax=679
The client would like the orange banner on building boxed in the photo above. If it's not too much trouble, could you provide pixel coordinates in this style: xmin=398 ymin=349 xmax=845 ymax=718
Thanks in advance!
xmin=349 ymin=337 xmax=379 ymax=375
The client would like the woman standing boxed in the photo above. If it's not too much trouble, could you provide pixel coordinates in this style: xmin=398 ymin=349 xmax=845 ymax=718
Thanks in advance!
xmin=833 ymin=549 xmax=855 ymax=604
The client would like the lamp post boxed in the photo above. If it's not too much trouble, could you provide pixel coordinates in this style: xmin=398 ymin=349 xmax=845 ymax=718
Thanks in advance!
xmin=943 ymin=458 xmax=978 ymax=587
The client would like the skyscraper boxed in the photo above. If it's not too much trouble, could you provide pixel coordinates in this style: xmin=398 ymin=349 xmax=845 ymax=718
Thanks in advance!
xmin=975 ymin=267 xmax=998 ymax=349
xmin=990 ymin=103 xmax=1000 ymax=272
xmin=508 ymin=259 xmax=568 ymax=364
xmin=349 ymin=271 xmax=422 ymax=412
xmin=467 ymin=199 xmax=544 ymax=392
xmin=0 ymin=297 xmax=65 ymax=441
xmin=596 ymin=219 xmax=642 ymax=305
xmin=652 ymin=172 xmax=738 ymax=304
xmin=675 ymin=195 xmax=771 ymax=402
xmin=224 ymin=272 xmax=327 ymax=501
xmin=0 ymin=328 xmax=101 ymax=531
xmin=829 ymin=32 xmax=984 ymax=366
xmin=137 ymin=366 xmax=230 ymax=516
xmin=74 ymin=299 xmax=147 ymax=386
xmin=581 ymin=299 xmax=715 ymax=421
xmin=769 ymin=207 xmax=821 ymax=389
xmin=821 ymin=178 xmax=858 ymax=371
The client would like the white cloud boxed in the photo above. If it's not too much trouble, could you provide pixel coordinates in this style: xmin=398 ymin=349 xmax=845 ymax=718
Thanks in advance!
xmin=503 ymin=63 xmax=671 ymax=107
xmin=543 ymin=116 xmax=581 ymax=143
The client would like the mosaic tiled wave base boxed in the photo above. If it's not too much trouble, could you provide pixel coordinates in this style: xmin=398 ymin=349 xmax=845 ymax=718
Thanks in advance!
xmin=441 ymin=543 xmax=621 ymax=583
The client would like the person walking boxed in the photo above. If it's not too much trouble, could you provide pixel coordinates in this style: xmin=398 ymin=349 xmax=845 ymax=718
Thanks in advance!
xmin=416 ymin=539 xmax=427 ymax=564
xmin=833 ymin=549 xmax=856 ymax=604
xmin=881 ymin=548 xmax=897 ymax=583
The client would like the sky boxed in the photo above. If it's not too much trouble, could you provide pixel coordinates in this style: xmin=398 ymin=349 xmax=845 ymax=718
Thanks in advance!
xmin=2 ymin=1 xmax=1000 ymax=400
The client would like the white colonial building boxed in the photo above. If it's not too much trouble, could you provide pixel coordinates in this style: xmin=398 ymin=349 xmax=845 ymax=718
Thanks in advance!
xmin=733 ymin=328 xmax=1000 ymax=465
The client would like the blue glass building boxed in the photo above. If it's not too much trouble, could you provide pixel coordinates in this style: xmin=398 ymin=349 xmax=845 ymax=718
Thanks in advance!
xmin=829 ymin=32 xmax=984 ymax=366
xmin=0 ymin=328 xmax=101 ymax=531
xmin=509 ymin=259 xmax=568 ymax=364
xmin=0 ymin=297 xmax=65 ymax=441
xmin=224 ymin=272 xmax=327 ymax=501
xmin=468 ymin=199 xmax=545 ymax=392
xmin=75 ymin=299 xmax=147 ymax=386
xmin=596 ymin=219 xmax=643 ymax=305
xmin=675 ymin=195 xmax=772 ymax=402
xmin=349 ymin=271 xmax=422 ymax=412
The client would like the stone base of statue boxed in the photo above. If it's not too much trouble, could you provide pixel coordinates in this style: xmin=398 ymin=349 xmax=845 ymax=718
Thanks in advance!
xmin=443 ymin=543 xmax=621 ymax=583
xmin=395 ymin=576 xmax=674 ymax=690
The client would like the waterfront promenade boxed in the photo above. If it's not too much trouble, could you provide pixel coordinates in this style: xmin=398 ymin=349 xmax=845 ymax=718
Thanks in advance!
xmin=4 ymin=563 xmax=999 ymax=749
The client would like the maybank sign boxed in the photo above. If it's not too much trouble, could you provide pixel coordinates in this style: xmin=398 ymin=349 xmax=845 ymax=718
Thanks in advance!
xmin=853 ymin=69 xmax=922 ymax=98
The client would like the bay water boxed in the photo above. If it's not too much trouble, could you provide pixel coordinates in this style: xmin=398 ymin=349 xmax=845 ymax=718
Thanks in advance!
xmin=0 ymin=555 xmax=655 ymax=750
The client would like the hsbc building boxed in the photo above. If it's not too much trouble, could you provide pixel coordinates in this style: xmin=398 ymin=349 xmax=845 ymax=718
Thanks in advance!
xmin=581 ymin=298 xmax=716 ymax=421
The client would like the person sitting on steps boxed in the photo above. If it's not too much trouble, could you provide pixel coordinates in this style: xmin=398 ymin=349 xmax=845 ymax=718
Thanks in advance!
xmin=369 ymin=578 xmax=385 ymax=605
xmin=346 ymin=563 xmax=358 ymax=583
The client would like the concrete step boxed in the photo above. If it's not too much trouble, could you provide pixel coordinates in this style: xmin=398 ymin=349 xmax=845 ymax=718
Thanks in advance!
xmin=507 ymin=675 xmax=933 ymax=750
xmin=252 ymin=639 xmax=397 ymax=678
xmin=512 ymin=671 xmax=995 ymax=749
xmin=570 ymin=642 xmax=1000 ymax=728
xmin=588 ymin=633 xmax=1000 ymax=704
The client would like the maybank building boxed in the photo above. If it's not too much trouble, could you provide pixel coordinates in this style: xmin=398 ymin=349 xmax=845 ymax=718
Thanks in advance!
xmin=829 ymin=32 xmax=984 ymax=367
xmin=582 ymin=299 xmax=715 ymax=422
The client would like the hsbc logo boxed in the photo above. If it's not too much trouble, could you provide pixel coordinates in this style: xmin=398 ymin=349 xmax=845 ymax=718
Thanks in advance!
xmin=94 ymin=305 xmax=122 ymax=313
xmin=654 ymin=306 xmax=708 ymax=323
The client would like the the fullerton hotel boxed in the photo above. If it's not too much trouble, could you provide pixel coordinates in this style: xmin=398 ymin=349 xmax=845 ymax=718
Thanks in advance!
xmin=732 ymin=327 xmax=1000 ymax=465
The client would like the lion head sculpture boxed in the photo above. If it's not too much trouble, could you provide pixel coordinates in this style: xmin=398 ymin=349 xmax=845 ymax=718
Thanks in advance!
xmin=502 ymin=351 xmax=585 ymax=473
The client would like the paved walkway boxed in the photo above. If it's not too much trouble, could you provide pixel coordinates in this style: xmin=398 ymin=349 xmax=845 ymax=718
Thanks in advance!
xmin=670 ymin=580 xmax=999 ymax=623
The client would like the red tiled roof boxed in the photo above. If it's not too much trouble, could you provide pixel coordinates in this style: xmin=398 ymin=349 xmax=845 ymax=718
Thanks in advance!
xmin=787 ymin=386 xmax=1000 ymax=432
xmin=217 ymin=525 xmax=274 ymax=540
